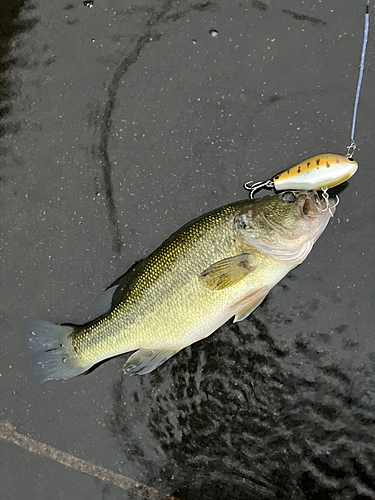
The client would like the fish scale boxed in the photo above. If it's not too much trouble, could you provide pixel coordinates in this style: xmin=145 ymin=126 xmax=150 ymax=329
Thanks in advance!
xmin=26 ymin=192 xmax=335 ymax=382
xmin=69 ymin=203 xmax=245 ymax=362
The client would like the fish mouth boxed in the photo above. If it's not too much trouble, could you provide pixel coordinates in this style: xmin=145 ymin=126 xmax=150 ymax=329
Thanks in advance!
xmin=301 ymin=191 xmax=336 ymax=219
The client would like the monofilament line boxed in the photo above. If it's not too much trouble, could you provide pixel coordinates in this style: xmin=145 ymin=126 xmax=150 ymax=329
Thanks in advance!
xmin=347 ymin=1 xmax=370 ymax=157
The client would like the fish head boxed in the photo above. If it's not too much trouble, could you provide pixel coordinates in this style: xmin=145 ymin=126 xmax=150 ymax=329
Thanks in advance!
xmin=234 ymin=190 xmax=336 ymax=263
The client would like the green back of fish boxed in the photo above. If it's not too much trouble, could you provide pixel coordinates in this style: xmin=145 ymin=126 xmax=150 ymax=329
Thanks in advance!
xmin=71 ymin=200 xmax=256 ymax=364
xmin=28 ymin=191 xmax=333 ymax=381
xmin=123 ymin=200 xmax=250 ymax=301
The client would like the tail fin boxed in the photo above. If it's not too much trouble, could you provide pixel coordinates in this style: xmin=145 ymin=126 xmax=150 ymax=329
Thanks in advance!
xmin=24 ymin=319 xmax=86 ymax=383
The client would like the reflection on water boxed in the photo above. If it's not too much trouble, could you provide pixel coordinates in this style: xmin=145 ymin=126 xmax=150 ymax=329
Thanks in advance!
xmin=0 ymin=1 xmax=36 ymax=134
xmin=109 ymin=306 xmax=375 ymax=500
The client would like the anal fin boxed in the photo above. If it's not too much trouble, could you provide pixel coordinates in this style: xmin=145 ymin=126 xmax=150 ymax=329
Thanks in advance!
xmin=123 ymin=348 xmax=180 ymax=376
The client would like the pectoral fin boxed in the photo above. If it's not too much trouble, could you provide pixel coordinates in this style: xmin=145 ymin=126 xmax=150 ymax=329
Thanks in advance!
xmin=199 ymin=253 xmax=255 ymax=291
xmin=123 ymin=348 xmax=180 ymax=376
xmin=233 ymin=285 xmax=269 ymax=323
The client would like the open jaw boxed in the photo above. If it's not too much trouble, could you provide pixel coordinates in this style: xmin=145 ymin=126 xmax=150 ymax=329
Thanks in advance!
xmin=265 ymin=190 xmax=336 ymax=261
xmin=301 ymin=191 xmax=337 ymax=220
xmin=305 ymin=191 xmax=337 ymax=244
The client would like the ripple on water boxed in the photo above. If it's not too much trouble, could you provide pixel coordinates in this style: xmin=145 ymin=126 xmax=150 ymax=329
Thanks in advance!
xmin=109 ymin=316 xmax=375 ymax=500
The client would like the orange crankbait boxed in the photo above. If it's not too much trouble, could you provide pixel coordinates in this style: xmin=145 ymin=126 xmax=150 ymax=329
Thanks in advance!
xmin=244 ymin=153 xmax=358 ymax=199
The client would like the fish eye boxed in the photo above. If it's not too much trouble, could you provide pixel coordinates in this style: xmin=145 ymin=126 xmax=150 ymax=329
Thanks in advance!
xmin=281 ymin=191 xmax=296 ymax=203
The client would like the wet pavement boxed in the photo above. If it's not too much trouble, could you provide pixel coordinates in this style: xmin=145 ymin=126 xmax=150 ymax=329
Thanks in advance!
xmin=1 ymin=0 xmax=375 ymax=499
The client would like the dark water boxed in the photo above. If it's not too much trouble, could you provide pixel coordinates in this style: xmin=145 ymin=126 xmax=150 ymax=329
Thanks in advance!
xmin=109 ymin=289 xmax=375 ymax=499
xmin=1 ymin=1 xmax=375 ymax=499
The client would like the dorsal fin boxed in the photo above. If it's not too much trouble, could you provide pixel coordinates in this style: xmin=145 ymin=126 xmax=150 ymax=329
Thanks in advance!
xmin=93 ymin=260 xmax=143 ymax=317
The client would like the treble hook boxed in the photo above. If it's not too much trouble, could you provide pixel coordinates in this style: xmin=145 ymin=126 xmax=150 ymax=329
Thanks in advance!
xmin=243 ymin=179 xmax=274 ymax=199
xmin=321 ymin=186 xmax=339 ymax=217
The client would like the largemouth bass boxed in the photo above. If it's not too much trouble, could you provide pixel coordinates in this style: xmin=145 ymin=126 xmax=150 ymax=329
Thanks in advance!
xmin=26 ymin=191 xmax=335 ymax=382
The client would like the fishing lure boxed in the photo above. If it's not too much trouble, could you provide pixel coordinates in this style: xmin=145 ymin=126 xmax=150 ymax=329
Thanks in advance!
xmin=244 ymin=3 xmax=368 ymax=199
xmin=244 ymin=153 xmax=358 ymax=199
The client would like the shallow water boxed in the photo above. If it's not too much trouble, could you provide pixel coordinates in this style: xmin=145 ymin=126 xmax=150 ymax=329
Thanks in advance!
xmin=1 ymin=1 xmax=375 ymax=499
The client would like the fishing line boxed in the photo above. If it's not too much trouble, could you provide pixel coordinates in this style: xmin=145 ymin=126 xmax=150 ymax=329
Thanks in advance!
xmin=346 ymin=0 xmax=370 ymax=158
xmin=244 ymin=5 xmax=367 ymax=198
